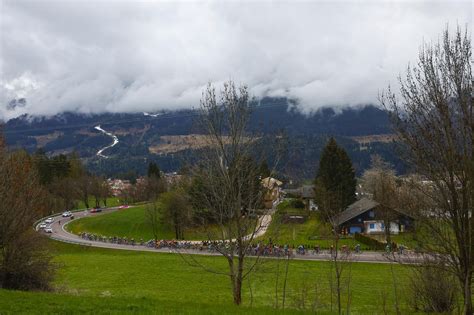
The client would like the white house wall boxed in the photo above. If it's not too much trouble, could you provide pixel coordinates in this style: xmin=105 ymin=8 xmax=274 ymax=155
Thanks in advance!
xmin=364 ymin=221 xmax=400 ymax=234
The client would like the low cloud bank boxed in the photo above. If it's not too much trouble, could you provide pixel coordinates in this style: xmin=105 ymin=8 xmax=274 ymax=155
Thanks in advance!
xmin=1 ymin=1 xmax=470 ymax=120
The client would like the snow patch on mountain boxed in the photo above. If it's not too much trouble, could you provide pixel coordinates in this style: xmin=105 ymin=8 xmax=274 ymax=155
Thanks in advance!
xmin=143 ymin=112 xmax=162 ymax=117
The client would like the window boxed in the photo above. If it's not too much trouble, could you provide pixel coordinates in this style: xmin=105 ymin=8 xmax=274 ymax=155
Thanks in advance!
xmin=381 ymin=223 xmax=385 ymax=229
xmin=369 ymin=210 xmax=375 ymax=218
xmin=369 ymin=223 xmax=375 ymax=229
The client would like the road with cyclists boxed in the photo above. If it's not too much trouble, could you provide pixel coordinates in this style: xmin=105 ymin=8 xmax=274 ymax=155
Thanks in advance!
xmin=37 ymin=206 xmax=423 ymax=264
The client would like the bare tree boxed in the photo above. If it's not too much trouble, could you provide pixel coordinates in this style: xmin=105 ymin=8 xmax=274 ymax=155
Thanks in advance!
xmin=361 ymin=155 xmax=399 ymax=245
xmin=90 ymin=176 xmax=105 ymax=208
xmin=145 ymin=201 xmax=161 ymax=242
xmin=77 ymin=174 xmax=92 ymax=209
xmin=160 ymin=188 xmax=192 ymax=240
xmin=49 ymin=177 xmax=79 ymax=210
xmin=381 ymin=26 xmax=473 ymax=314
xmin=99 ymin=179 xmax=112 ymax=207
xmin=315 ymin=184 xmax=352 ymax=315
xmin=145 ymin=175 xmax=167 ymax=201
xmin=189 ymin=81 xmax=279 ymax=305
xmin=409 ymin=258 xmax=458 ymax=313
xmin=0 ymin=136 xmax=56 ymax=290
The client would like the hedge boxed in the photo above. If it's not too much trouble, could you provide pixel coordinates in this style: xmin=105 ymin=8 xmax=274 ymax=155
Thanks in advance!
xmin=354 ymin=233 xmax=386 ymax=250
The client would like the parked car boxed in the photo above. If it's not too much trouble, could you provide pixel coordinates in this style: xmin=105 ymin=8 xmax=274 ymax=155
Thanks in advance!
xmin=45 ymin=217 xmax=54 ymax=224
xmin=90 ymin=208 xmax=102 ymax=213
xmin=39 ymin=223 xmax=47 ymax=229
xmin=118 ymin=205 xmax=129 ymax=209
xmin=44 ymin=226 xmax=53 ymax=233
xmin=62 ymin=211 xmax=72 ymax=217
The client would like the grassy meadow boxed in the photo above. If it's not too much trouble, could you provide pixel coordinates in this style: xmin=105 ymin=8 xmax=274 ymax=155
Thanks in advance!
xmin=66 ymin=204 xmax=220 ymax=241
xmin=0 ymin=241 xmax=417 ymax=314
xmin=259 ymin=200 xmax=363 ymax=250
xmin=69 ymin=199 xmax=383 ymax=249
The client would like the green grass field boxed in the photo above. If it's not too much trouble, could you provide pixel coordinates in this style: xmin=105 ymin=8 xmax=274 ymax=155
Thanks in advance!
xmin=70 ymin=199 xmax=377 ymax=249
xmin=0 ymin=290 xmax=313 ymax=314
xmin=0 ymin=241 xmax=416 ymax=314
xmin=259 ymin=200 xmax=362 ymax=250
xmin=66 ymin=204 xmax=220 ymax=241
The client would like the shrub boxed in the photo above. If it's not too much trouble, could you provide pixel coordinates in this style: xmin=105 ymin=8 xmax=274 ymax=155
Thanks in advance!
xmin=289 ymin=199 xmax=305 ymax=209
xmin=409 ymin=262 xmax=457 ymax=313
xmin=354 ymin=233 xmax=385 ymax=250
xmin=0 ymin=232 xmax=56 ymax=291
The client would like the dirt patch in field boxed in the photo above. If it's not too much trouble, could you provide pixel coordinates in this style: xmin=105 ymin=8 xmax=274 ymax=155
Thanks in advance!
xmin=350 ymin=134 xmax=397 ymax=144
xmin=32 ymin=131 xmax=64 ymax=147
xmin=112 ymin=125 xmax=150 ymax=136
xmin=149 ymin=134 xmax=232 ymax=155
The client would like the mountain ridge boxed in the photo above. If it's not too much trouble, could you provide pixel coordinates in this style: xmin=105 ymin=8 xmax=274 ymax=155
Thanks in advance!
xmin=2 ymin=98 xmax=401 ymax=178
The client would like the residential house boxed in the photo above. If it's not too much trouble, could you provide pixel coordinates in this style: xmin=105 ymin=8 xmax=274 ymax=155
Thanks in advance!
xmin=333 ymin=198 xmax=414 ymax=235
xmin=261 ymin=177 xmax=283 ymax=209
xmin=282 ymin=184 xmax=317 ymax=211
xmin=301 ymin=185 xmax=316 ymax=211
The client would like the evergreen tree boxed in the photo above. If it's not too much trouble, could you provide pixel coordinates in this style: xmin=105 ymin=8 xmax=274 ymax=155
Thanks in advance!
xmin=315 ymin=138 xmax=356 ymax=213
xmin=147 ymin=162 xmax=161 ymax=179
xmin=259 ymin=160 xmax=271 ymax=178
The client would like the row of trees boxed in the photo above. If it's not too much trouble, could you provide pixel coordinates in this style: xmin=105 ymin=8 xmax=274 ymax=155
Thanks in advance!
xmin=33 ymin=150 xmax=112 ymax=210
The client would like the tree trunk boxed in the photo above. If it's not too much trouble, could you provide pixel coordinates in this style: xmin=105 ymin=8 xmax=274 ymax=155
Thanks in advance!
xmin=282 ymin=253 xmax=290 ymax=309
xmin=384 ymin=220 xmax=391 ymax=246
xmin=336 ymin=262 xmax=342 ymax=315
xmin=234 ymin=248 xmax=245 ymax=305
xmin=463 ymin=271 xmax=472 ymax=315
xmin=233 ymin=277 xmax=242 ymax=305
xmin=174 ymin=224 xmax=179 ymax=240
xmin=83 ymin=194 xmax=89 ymax=208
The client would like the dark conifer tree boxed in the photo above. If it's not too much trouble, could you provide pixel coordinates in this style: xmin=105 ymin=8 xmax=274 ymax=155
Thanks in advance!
xmin=259 ymin=160 xmax=271 ymax=178
xmin=147 ymin=162 xmax=161 ymax=179
xmin=315 ymin=137 xmax=356 ymax=212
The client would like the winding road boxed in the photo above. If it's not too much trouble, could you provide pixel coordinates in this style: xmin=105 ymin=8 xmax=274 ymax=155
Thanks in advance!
xmin=94 ymin=125 xmax=119 ymax=158
xmin=37 ymin=207 xmax=423 ymax=264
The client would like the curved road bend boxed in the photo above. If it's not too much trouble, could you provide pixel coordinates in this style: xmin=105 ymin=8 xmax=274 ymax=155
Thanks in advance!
xmin=38 ymin=207 xmax=422 ymax=264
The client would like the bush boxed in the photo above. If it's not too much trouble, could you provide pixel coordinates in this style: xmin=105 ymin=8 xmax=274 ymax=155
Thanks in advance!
xmin=409 ymin=262 xmax=457 ymax=313
xmin=0 ymin=232 xmax=56 ymax=291
xmin=289 ymin=199 xmax=305 ymax=209
xmin=277 ymin=200 xmax=291 ymax=211
xmin=354 ymin=233 xmax=385 ymax=250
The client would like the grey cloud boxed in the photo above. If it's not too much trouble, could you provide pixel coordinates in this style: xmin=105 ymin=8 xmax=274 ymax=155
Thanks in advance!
xmin=0 ymin=0 xmax=471 ymax=120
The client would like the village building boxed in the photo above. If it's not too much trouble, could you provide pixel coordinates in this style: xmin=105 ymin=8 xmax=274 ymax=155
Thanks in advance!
xmin=163 ymin=172 xmax=183 ymax=186
xmin=261 ymin=177 xmax=283 ymax=209
xmin=333 ymin=198 xmax=414 ymax=235
xmin=107 ymin=179 xmax=132 ymax=196
xmin=283 ymin=185 xmax=317 ymax=211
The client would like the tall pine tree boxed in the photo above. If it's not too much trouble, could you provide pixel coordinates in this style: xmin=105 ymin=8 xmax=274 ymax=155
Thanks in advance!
xmin=147 ymin=162 xmax=161 ymax=179
xmin=315 ymin=138 xmax=356 ymax=213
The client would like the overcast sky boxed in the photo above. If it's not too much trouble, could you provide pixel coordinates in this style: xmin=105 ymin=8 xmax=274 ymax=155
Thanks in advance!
xmin=0 ymin=0 xmax=471 ymax=120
